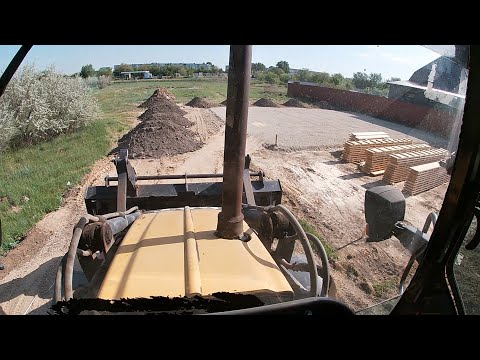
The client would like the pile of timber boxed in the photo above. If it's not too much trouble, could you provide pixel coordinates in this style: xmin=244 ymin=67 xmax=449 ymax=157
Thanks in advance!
xmin=403 ymin=162 xmax=450 ymax=195
xmin=361 ymin=143 xmax=431 ymax=176
xmin=349 ymin=132 xmax=389 ymax=141
xmin=342 ymin=138 xmax=413 ymax=163
xmin=383 ymin=148 xmax=449 ymax=184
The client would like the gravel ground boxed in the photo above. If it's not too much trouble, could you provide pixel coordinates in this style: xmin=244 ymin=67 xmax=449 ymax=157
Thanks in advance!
xmin=210 ymin=107 xmax=447 ymax=149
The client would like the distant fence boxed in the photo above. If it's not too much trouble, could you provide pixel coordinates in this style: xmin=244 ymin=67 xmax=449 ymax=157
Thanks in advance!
xmin=287 ymin=82 xmax=458 ymax=138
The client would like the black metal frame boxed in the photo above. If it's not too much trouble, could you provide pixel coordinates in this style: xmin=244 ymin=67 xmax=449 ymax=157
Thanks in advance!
xmin=85 ymin=151 xmax=282 ymax=215
xmin=85 ymin=180 xmax=283 ymax=215
xmin=392 ymin=45 xmax=480 ymax=315
xmin=0 ymin=45 xmax=31 ymax=97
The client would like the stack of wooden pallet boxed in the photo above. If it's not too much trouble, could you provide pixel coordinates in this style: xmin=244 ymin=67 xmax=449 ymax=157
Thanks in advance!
xmin=361 ymin=143 xmax=431 ymax=176
xmin=383 ymin=148 xmax=449 ymax=184
xmin=349 ymin=132 xmax=389 ymax=141
xmin=342 ymin=138 xmax=413 ymax=163
xmin=403 ymin=162 xmax=450 ymax=195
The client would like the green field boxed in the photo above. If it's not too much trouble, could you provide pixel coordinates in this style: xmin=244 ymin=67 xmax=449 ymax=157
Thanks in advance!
xmin=103 ymin=78 xmax=288 ymax=104
xmin=0 ymin=79 xmax=288 ymax=253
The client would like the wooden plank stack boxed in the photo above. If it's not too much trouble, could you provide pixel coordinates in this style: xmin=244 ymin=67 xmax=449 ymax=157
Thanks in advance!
xmin=361 ymin=143 xmax=431 ymax=176
xmin=342 ymin=138 xmax=413 ymax=163
xmin=349 ymin=132 xmax=389 ymax=141
xmin=382 ymin=148 xmax=449 ymax=184
xmin=403 ymin=162 xmax=450 ymax=195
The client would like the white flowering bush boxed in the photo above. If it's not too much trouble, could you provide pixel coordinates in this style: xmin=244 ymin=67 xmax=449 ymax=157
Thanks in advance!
xmin=0 ymin=101 xmax=16 ymax=151
xmin=84 ymin=75 xmax=112 ymax=89
xmin=85 ymin=76 xmax=99 ymax=88
xmin=97 ymin=75 xmax=112 ymax=89
xmin=0 ymin=64 xmax=98 ymax=149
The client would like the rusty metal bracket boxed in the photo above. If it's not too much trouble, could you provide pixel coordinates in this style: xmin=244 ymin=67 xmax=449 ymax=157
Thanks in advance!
xmin=114 ymin=149 xmax=137 ymax=211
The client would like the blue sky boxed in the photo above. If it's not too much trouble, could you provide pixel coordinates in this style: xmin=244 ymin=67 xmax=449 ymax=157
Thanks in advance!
xmin=0 ymin=45 xmax=440 ymax=80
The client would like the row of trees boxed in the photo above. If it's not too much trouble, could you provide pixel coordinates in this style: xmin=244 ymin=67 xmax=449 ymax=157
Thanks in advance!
xmin=78 ymin=63 xmax=225 ymax=79
xmin=251 ymin=60 xmax=401 ymax=94
xmin=79 ymin=64 xmax=112 ymax=78
xmin=113 ymin=63 xmax=224 ymax=77
xmin=78 ymin=60 xmax=401 ymax=94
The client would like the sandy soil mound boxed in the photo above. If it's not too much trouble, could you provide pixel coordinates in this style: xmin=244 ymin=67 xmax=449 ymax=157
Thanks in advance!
xmin=139 ymin=88 xmax=176 ymax=108
xmin=253 ymin=98 xmax=280 ymax=107
xmin=118 ymin=113 xmax=202 ymax=159
xmin=139 ymin=98 xmax=187 ymax=117
xmin=139 ymin=108 xmax=191 ymax=126
xmin=119 ymin=92 xmax=202 ymax=159
xmin=186 ymin=97 xmax=216 ymax=108
xmin=283 ymin=99 xmax=308 ymax=108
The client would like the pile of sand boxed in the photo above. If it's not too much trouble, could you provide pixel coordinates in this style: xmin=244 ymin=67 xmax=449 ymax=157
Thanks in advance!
xmin=138 ymin=97 xmax=186 ymax=117
xmin=118 ymin=91 xmax=201 ymax=159
xmin=139 ymin=88 xmax=176 ymax=108
xmin=185 ymin=97 xmax=217 ymax=108
xmin=253 ymin=98 xmax=280 ymax=107
xmin=282 ymin=99 xmax=308 ymax=108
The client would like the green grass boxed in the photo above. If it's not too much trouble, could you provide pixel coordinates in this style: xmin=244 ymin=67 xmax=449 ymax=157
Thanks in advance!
xmin=109 ymin=78 xmax=288 ymax=104
xmin=0 ymin=86 xmax=136 ymax=254
xmin=373 ymin=279 xmax=397 ymax=298
xmin=0 ymin=122 xmax=112 ymax=252
xmin=298 ymin=218 xmax=339 ymax=260
xmin=0 ymin=78 xmax=288 ymax=254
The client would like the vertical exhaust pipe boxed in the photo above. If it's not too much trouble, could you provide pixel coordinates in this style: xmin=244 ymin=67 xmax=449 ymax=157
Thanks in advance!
xmin=216 ymin=45 xmax=252 ymax=239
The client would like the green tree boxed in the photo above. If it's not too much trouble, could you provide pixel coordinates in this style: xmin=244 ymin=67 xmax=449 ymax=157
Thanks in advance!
xmin=80 ymin=64 xmax=95 ymax=78
xmin=343 ymin=78 xmax=355 ymax=90
xmin=149 ymin=65 xmax=162 ymax=76
xmin=97 ymin=67 xmax=112 ymax=77
xmin=369 ymin=73 xmax=383 ymax=87
xmin=251 ymin=62 xmax=266 ymax=73
xmin=279 ymin=73 xmax=290 ymax=83
xmin=269 ymin=66 xmax=285 ymax=76
xmin=388 ymin=77 xmax=401 ymax=82
xmin=136 ymin=64 xmax=151 ymax=72
xmin=329 ymin=73 xmax=344 ymax=86
xmin=295 ymin=69 xmax=311 ymax=82
xmin=311 ymin=72 xmax=330 ymax=84
xmin=178 ymin=67 xmax=188 ymax=77
xmin=276 ymin=61 xmax=290 ymax=73
xmin=113 ymin=63 xmax=134 ymax=77
xmin=352 ymin=72 xmax=370 ymax=89
xmin=265 ymin=72 xmax=280 ymax=84
xmin=255 ymin=71 xmax=266 ymax=81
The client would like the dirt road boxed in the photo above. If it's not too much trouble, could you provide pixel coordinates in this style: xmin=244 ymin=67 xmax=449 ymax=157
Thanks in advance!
xmin=0 ymin=105 xmax=449 ymax=314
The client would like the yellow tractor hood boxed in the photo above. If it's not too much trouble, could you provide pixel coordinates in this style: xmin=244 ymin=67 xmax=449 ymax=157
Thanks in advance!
xmin=97 ymin=207 xmax=293 ymax=302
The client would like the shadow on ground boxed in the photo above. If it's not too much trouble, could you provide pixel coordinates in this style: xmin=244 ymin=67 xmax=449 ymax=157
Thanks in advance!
xmin=361 ymin=180 xmax=387 ymax=189
xmin=0 ymin=256 xmax=61 ymax=315
xmin=338 ymin=173 xmax=366 ymax=180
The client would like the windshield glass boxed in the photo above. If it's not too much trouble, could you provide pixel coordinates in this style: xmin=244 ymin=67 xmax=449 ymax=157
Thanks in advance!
xmin=0 ymin=45 xmax=471 ymax=315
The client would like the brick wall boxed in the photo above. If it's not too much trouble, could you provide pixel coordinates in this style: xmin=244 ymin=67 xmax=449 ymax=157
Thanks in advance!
xmin=287 ymin=82 xmax=457 ymax=138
